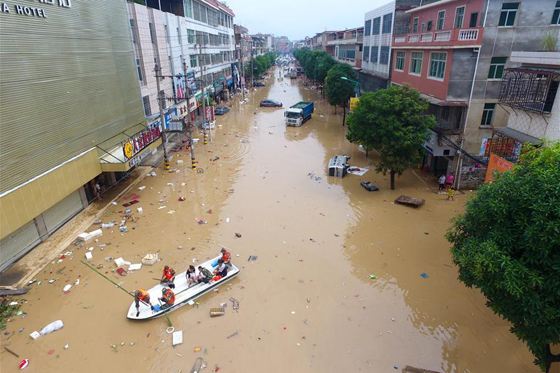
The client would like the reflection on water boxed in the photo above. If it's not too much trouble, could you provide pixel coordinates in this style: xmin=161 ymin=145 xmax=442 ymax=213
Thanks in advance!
xmin=0 ymin=68 xmax=537 ymax=373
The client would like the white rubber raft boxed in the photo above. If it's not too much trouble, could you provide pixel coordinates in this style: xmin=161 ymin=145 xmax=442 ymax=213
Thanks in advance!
xmin=127 ymin=256 xmax=240 ymax=320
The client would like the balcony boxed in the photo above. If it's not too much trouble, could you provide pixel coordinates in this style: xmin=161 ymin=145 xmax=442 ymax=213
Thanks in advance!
xmin=327 ymin=37 xmax=360 ymax=46
xmin=393 ymin=27 xmax=483 ymax=48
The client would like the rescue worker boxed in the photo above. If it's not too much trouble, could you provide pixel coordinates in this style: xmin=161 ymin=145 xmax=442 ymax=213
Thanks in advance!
xmin=197 ymin=265 xmax=213 ymax=284
xmin=159 ymin=287 xmax=175 ymax=309
xmin=220 ymin=248 xmax=231 ymax=267
xmin=161 ymin=265 xmax=176 ymax=289
xmin=134 ymin=289 xmax=154 ymax=317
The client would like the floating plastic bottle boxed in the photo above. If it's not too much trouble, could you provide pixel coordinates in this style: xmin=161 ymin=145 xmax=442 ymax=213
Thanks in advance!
xmin=39 ymin=320 xmax=64 ymax=336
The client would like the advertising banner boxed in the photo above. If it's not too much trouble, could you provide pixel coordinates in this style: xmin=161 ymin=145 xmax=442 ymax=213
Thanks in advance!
xmin=484 ymin=153 xmax=514 ymax=183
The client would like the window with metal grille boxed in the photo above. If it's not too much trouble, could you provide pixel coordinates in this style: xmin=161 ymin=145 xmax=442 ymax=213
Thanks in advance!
xmin=552 ymin=1 xmax=560 ymax=24
xmin=410 ymin=52 xmax=422 ymax=75
xmin=371 ymin=46 xmax=379 ymax=63
xmin=363 ymin=46 xmax=370 ymax=62
xmin=480 ymin=103 xmax=495 ymax=126
xmin=380 ymin=46 xmax=390 ymax=65
xmin=372 ymin=17 xmax=381 ymax=34
xmin=454 ymin=6 xmax=465 ymax=28
xmin=395 ymin=51 xmax=405 ymax=71
xmin=488 ymin=57 xmax=507 ymax=79
xmin=499 ymin=3 xmax=519 ymax=27
xmin=365 ymin=20 xmax=371 ymax=36
xmin=382 ymin=13 xmax=393 ymax=34
xmin=429 ymin=52 xmax=446 ymax=79
xmin=143 ymin=96 xmax=151 ymax=116
xmin=437 ymin=10 xmax=445 ymax=30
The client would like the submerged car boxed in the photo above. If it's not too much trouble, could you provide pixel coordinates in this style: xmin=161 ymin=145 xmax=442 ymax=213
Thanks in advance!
xmin=260 ymin=99 xmax=282 ymax=107
xmin=214 ymin=106 xmax=230 ymax=115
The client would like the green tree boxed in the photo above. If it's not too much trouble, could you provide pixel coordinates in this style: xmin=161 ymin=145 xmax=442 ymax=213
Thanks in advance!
xmin=447 ymin=143 xmax=560 ymax=373
xmin=293 ymin=49 xmax=335 ymax=86
xmin=346 ymin=85 xmax=434 ymax=189
xmin=324 ymin=63 xmax=356 ymax=123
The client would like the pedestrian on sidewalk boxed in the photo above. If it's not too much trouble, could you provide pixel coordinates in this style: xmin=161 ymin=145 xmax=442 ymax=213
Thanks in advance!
xmin=438 ymin=174 xmax=446 ymax=192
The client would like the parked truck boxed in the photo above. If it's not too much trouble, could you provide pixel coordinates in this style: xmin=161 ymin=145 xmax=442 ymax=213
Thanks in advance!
xmin=284 ymin=101 xmax=314 ymax=126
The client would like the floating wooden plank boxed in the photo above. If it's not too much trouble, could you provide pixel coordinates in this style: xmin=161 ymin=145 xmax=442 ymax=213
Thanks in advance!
xmin=402 ymin=366 xmax=441 ymax=373
xmin=0 ymin=286 xmax=29 ymax=297
xmin=395 ymin=195 xmax=425 ymax=208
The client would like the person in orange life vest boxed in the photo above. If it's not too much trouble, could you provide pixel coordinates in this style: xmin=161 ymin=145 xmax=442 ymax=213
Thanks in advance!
xmin=220 ymin=248 xmax=231 ymax=267
xmin=212 ymin=259 xmax=228 ymax=281
xmin=134 ymin=289 xmax=154 ymax=317
xmin=159 ymin=287 xmax=175 ymax=309
xmin=161 ymin=265 xmax=176 ymax=289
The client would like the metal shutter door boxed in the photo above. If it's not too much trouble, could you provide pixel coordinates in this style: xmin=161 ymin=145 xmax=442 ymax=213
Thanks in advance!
xmin=43 ymin=190 xmax=84 ymax=234
xmin=0 ymin=220 xmax=41 ymax=271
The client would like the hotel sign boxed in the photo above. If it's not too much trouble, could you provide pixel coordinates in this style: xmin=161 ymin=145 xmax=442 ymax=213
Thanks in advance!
xmin=0 ymin=0 xmax=71 ymax=18
xmin=122 ymin=123 xmax=162 ymax=160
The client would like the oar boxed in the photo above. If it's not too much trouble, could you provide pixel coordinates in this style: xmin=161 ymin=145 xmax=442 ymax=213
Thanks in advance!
xmin=80 ymin=260 xmax=152 ymax=310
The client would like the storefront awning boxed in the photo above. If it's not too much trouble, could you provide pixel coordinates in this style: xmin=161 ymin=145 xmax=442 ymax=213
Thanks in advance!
xmin=97 ymin=122 xmax=162 ymax=172
xmin=495 ymin=127 xmax=541 ymax=145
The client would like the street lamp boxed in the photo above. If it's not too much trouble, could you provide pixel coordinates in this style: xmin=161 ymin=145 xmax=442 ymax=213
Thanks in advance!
xmin=340 ymin=76 xmax=360 ymax=97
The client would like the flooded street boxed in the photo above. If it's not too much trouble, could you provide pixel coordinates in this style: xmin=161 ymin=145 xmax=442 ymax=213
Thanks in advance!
xmin=1 ymin=69 xmax=538 ymax=373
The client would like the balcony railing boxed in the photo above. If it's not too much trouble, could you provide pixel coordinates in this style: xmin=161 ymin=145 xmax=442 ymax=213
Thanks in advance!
xmin=458 ymin=29 xmax=478 ymax=41
xmin=393 ymin=28 xmax=482 ymax=46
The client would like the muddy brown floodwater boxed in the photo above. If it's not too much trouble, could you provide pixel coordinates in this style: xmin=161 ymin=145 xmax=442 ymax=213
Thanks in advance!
xmin=1 ymin=69 xmax=539 ymax=373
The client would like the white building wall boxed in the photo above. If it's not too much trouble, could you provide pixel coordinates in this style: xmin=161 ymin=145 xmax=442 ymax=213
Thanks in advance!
xmin=506 ymin=92 xmax=560 ymax=141
xmin=362 ymin=1 xmax=395 ymax=79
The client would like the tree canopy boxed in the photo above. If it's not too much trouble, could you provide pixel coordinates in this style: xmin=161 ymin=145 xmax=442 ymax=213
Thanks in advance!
xmin=294 ymin=48 xmax=336 ymax=84
xmin=447 ymin=143 xmax=560 ymax=372
xmin=324 ymin=63 xmax=356 ymax=114
xmin=346 ymin=85 xmax=434 ymax=189
xmin=246 ymin=52 xmax=276 ymax=79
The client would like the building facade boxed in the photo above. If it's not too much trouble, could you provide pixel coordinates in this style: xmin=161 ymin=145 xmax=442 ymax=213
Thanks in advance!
xmin=462 ymin=0 xmax=560 ymax=167
xmin=0 ymin=0 xmax=147 ymax=270
xmin=327 ymin=27 xmax=364 ymax=68
xmin=391 ymin=0 xmax=487 ymax=183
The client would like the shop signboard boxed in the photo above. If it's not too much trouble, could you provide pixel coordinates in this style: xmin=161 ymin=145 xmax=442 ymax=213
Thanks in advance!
xmin=122 ymin=122 xmax=162 ymax=160
xmin=349 ymin=97 xmax=360 ymax=112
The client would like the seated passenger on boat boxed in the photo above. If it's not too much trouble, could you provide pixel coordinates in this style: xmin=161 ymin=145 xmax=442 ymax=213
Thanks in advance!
xmin=134 ymin=289 xmax=153 ymax=316
xmin=159 ymin=287 xmax=175 ymax=309
xmin=198 ymin=266 xmax=213 ymax=284
xmin=186 ymin=265 xmax=198 ymax=286
xmin=161 ymin=265 xmax=176 ymax=289
xmin=213 ymin=259 xmax=228 ymax=281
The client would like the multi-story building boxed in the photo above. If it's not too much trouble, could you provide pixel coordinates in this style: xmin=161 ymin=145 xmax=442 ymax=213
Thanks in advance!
xmin=234 ymin=24 xmax=251 ymax=87
xmin=391 ymin=0 xmax=487 ymax=182
xmin=0 ymin=1 xmax=148 ymax=270
xmin=326 ymin=27 xmax=364 ymax=68
xmin=274 ymin=35 xmax=292 ymax=54
xmin=128 ymin=0 xmax=237 ymax=129
xmin=462 ymin=0 xmax=560 ymax=179
xmin=361 ymin=0 xmax=421 ymax=91
xmin=251 ymin=35 xmax=267 ymax=56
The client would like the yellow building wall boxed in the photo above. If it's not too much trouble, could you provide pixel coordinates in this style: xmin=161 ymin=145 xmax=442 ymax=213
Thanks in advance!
xmin=0 ymin=149 xmax=101 ymax=240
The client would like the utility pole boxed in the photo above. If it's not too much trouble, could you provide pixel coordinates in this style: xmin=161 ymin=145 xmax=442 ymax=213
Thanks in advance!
xmin=182 ymin=57 xmax=196 ymax=170
xmin=197 ymin=39 xmax=209 ymax=145
xmin=250 ymin=40 xmax=254 ymax=89
xmin=154 ymin=64 xmax=170 ymax=171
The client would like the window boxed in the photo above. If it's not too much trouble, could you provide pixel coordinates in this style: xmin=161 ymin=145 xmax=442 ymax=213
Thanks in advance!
xmin=481 ymin=103 xmax=495 ymax=126
xmin=380 ymin=46 xmax=390 ymax=65
xmin=142 ymin=95 xmax=151 ymax=116
xmin=429 ymin=52 xmax=446 ymax=79
xmin=553 ymin=1 xmax=560 ymax=24
xmin=187 ymin=29 xmax=195 ymax=43
xmin=499 ymin=3 xmax=519 ymax=26
xmin=488 ymin=57 xmax=507 ymax=79
xmin=395 ymin=51 xmax=405 ymax=71
xmin=365 ymin=20 xmax=371 ymax=36
xmin=190 ymin=55 xmax=198 ymax=68
xmin=421 ymin=22 xmax=426 ymax=32
xmin=149 ymin=23 xmax=156 ymax=44
xmin=469 ymin=12 xmax=479 ymax=27
xmin=363 ymin=46 xmax=370 ymax=62
xmin=427 ymin=20 xmax=433 ymax=31
xmin=382 ymin=13 xmax=393 ymax=33
xmin=437 ymin=10 xmax=446 ymax=30
xmin=371 ymin=46 xmax=379 ymax=63
xmin=454 ymin=6 xmax=465 ymax=28
xmin=412 ymin=17 xmax=419 ymax=33
xmin=410 ymin=52 xmax=422 ymax=75
xmin=136 ymin=59 xmax=143 ymax=82
xmin=372 ymin=17 xmax=381 ymax=34
xmin=159 ymin=90 xmax=166 ymax=110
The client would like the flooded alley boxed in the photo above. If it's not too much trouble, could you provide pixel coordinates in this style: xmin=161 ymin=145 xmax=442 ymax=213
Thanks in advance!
xmin=0 ymin=69 xmax=538 ymax=373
